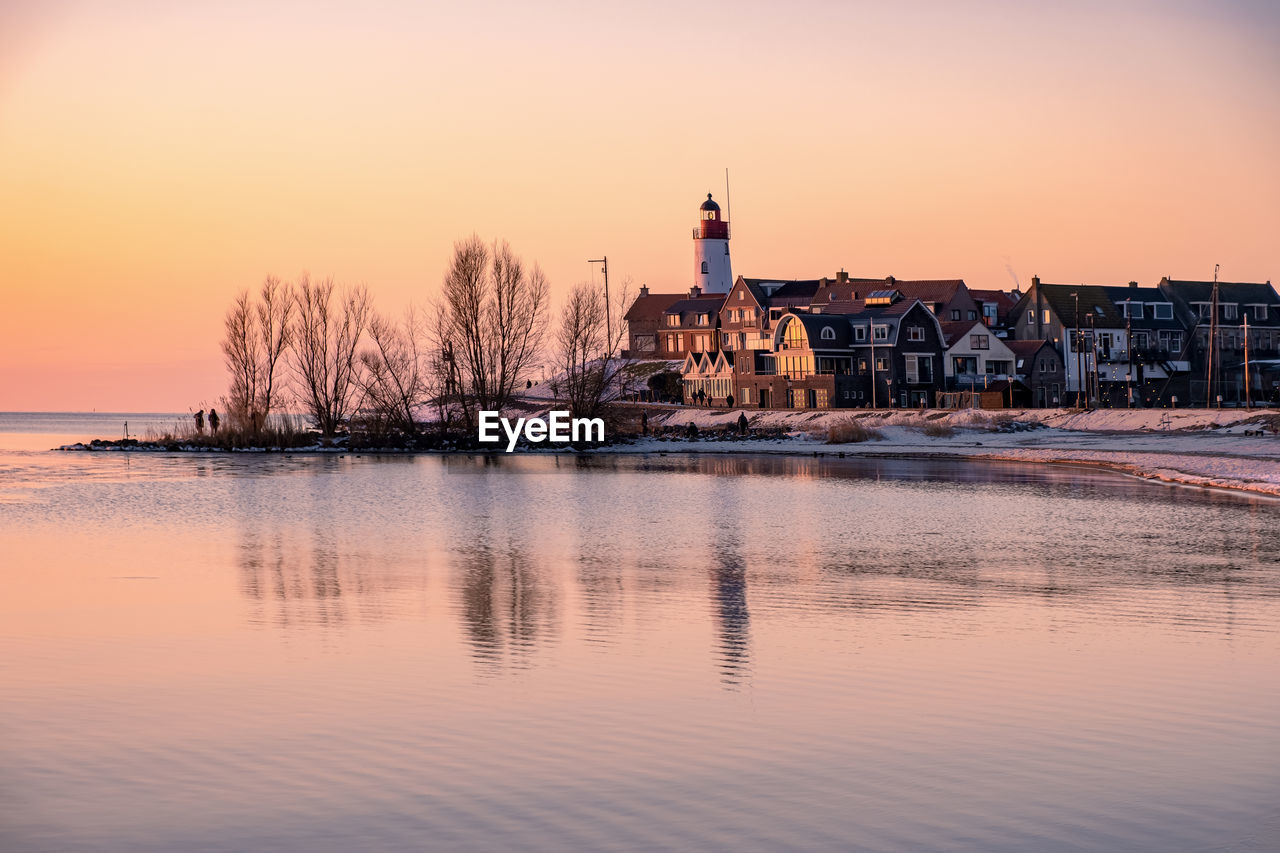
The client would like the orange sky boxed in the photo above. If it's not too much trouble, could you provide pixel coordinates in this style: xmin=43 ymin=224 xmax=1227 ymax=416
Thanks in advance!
xmin=1 ymin=0 xmax=1277 ymax=411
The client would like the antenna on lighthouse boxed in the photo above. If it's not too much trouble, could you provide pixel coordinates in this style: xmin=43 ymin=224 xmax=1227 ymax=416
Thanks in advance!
xmin=725 ymin=167 xmax=731 ymax=224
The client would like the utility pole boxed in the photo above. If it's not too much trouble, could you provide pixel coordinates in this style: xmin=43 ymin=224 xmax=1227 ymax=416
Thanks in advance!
xmin=1244 ymin=313 xmax=1252 ymax=409
xmin=1125 ymin=298 xmax=1133 ymax=408
xmin=1088 ymin=310 xmax=1100 ymax=408
xmin=1073 ymin=292 xmax=1083 ymax=408
xmin=1207 ymin=264 xmax=1220 ymax=408
xmin=869 ymin=322 xmax=877 ymax=409
xmin=588 ymin=256 xmax=610 ymax=353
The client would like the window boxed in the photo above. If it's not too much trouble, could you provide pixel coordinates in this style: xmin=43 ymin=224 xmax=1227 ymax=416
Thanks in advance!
xmin=876 ymin=356 xmax=889 ymax=372
xmin=1042 ymin=309 xmax=1051 ymax=324
xmin=820 ymin=326 xmax=836 ymax=341
xmin=667 ymin=314 xmax=680 ymax=326
xmin=722 ymin=333 xmax=731 ymax=347
xmin=697 ymin=314 xmax=708 ymax=326
xmin=917 ymin=356 xmax=932 ymax=383
xmin=986 ymin=360 xmax=1011 ymax=375
xmin=1153 ymin=303 xmax=1173 ymax=320
xmin=729 ymin=309 xmax=739 ymax=323
xmin=743 ymin=309 xmax=754 ymax=322
xmin=854 ymin=325 xmax=867 ymax=342
xmin=970 ymin=334 xmax=990 ymax=350
xmin=676 ymin=334 xmax=684 ymax=351
xmin=701 ymin=261 xmax=708 ymax=274
xmin=953 ymin=356 xmax=978 ymax=375
xmin=858 ymin=358 xmax=868 ymax=371
xmin=873 ymin=325 xmax=888 ymax=341
xmin=950 ymin=309 xmax=961 ymax=321
xmin=1132 ymin=331 xmax=1149 ymax=349
xmin=738 ymin=291 xmax=745 ymax=300
xmin=968 ymin=310 xmax=977 ymax=321
xmin=1224 ymin=304 xmax=1238 ymax=320
xmin=1037 ymin=359 xmax=1046 ymax=372
xmin=905 ymin=355 xmax=919 ymax=384
xmin=1027 ymin=310 xmax=1035 ymax=324
xmin=1194 ymin=302 xmax=1211 ymax=319
xmin=1254 ymin=304 xmax=1269 ymax=321
xmin=1125 ymin=302 xmax=1144 ymax=319
xmin=1159 ymin=330 xmax=1182 ymax=352
xmin=907 ymin=326 xmax=925 ymax=342
xmin=741 ymin=387 xmax=750 ymax=405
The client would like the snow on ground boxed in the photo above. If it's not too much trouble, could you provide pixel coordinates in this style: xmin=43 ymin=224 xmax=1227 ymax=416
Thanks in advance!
xmin=593 ymin=407 xmax=1280 ymax=498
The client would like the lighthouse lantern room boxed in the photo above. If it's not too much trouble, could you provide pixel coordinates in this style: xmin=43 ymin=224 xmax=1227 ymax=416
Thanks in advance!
xmin=693 ymin=193 xmax=733 ymax=294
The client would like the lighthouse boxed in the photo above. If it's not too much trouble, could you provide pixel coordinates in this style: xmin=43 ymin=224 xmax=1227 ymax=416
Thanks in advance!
xmin=693 ymin=193 xmax=732 ymax=294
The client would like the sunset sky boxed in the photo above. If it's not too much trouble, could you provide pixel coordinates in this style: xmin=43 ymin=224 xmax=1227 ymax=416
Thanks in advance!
xmin=1 ymin=0 xmax=1277 ymax=411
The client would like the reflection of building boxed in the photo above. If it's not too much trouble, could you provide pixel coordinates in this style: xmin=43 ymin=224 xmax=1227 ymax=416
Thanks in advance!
xmin=710 ymin=519 xmax=751 ymax=688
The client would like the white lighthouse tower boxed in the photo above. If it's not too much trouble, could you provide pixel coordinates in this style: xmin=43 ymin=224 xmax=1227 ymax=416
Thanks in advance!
xmin=693 ymin=193 xmax=732 ymax=294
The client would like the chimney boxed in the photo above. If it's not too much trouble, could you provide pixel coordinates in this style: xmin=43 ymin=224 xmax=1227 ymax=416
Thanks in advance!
xmin=885 ymin=275 xmax=896 ymax=284
xmin=639 ymin=283 xmax=649 ymax=297
xmin=837 ymin=269 xmax=849 ymax=284
xmin=1031 ymin=275 xmax=1040 ymax=288
xmin=1129 ymin=281 xmax=1138 ymax=289
xmin=690 ymin=285 xmax=702 ymax=298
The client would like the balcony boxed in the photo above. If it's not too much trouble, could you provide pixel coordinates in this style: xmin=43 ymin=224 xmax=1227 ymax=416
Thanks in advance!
xmin=691 ymin=224 xmax=731 ymax=240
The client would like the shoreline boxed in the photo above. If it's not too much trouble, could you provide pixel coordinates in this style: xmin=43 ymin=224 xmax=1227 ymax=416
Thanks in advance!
xmin=39 ymin=423 xmax=1280 ymax=499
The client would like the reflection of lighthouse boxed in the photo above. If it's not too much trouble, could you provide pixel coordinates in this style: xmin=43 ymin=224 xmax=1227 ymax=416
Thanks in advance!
xmin=693 ymin=193 xmax=732 ymax=294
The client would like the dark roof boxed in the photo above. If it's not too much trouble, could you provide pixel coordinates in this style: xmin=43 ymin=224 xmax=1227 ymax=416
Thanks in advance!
xmin=812 ymin=278 xmax=968 ymax=307
xmin=624 ymin=292 xmax=684 ymax=322
xmin=1160 ymin=278 xmax=1280 ymax=316
xmin=740 ymin=278 xmax=824 ymax=305
xmin=1033 ymin=283 xmax=1126 ymax=328
xmin=939 ymin=320 xmax=982 ymax=347
xmin=1007 ymin=339 xmax=1055 ymax=358
xmin=791 ymin=313 xmax=853 ymax=348
xmin=1099 ymin=285 xmax=1184 ymax=330
xmin=664 ymin=295 xmax=727 ymax=315
xmin=700 ymin=193 xmax=720 ymax=212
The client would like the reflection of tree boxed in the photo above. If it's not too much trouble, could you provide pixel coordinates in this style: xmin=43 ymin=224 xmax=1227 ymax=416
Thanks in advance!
xmin=458 ymin=538 xmax=552 ymax=671
xmin=237 ymin=519 xmax=428 ymax=630
xmin=442 ymin=458 xmax=558 ymax=673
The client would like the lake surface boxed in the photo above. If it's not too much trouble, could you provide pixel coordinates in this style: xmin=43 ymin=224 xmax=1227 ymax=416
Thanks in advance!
xmin=2 ymin=420 xmax=1279 ymax=851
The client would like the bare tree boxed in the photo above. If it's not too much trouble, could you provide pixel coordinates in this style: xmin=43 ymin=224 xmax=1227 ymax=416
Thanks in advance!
xmin=222 ymin=291 xmax=261 ymax=430
xmin=359 ymin=306 xmax=429 ymax=436
xmin=431 ymin=236 xmax=549 ymax=431
xmin=551 ymin=278 xmax=633 ymax=420
xmin=291 ymin=275 xmax=371 ymax=438
xmin=220 ymin=276 xmax=295 ymax=433
xmin=255 ymin=275 xmax=294 ymax=431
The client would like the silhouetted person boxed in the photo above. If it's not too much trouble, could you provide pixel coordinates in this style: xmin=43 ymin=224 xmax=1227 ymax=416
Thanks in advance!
xmin=208 ymin=409 xmax=220 ymax=433
xmin=737 ymin=412 xmax=748 ymax=435
xmin=641 ymin=411 xmax=648 ymax=436
xmin=726 ymin=394 xmax=734 ymax=408
xmin=194 ymin=409 xmax=205 ymax=434
xmin=526 ymin=379 xmax=532 ymax=389
xmin=697 ymin=389 xmax=706 ymax=406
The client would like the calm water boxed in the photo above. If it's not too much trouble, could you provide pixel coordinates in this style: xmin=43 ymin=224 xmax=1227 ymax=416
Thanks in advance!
xmin=2 ymin=418 xmax=1279 ymax=851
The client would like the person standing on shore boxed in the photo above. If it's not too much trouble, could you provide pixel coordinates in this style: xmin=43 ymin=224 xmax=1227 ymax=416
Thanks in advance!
xmin=194 ymin=409 xmax=205 ymax=434
xmin=208 ymin=409 xmax=220 ymax=434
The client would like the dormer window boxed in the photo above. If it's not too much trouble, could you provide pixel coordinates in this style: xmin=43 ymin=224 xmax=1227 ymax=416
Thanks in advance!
xmin=1224 ymin=304 xmax=1238 ymax=321
xmin=1255 ymin=305 xmax=1269 ymax=321
xmin=667 ymin=314 xmax=680 ymax=327
xmin=1125 ymin=302 xmax=1144 ymax=319
xmin=854 ymin=326 xmax=867 ymax=342
xmin=820 ymin=326 xmax=836 ymax=341
xmin=1153 ymin=303 xmax=1173 ymax=320
xmin=873 ymin=325 xmax=888 ymax=341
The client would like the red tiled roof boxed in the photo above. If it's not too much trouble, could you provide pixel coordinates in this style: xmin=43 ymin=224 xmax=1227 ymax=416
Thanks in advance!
xmin=623 ymin=293 xmax=685 ymax=322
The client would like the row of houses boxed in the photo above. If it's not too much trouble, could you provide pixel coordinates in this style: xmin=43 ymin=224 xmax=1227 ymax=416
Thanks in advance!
xmin=625 ymin=272 xmax=1280 ymax=409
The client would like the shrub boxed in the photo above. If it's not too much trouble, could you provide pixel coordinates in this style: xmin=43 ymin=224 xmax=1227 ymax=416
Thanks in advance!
xmin=922 ymin=421 xmax=955 ymax=438
xmin=824 ymin=418 xmax=883 ymax=444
